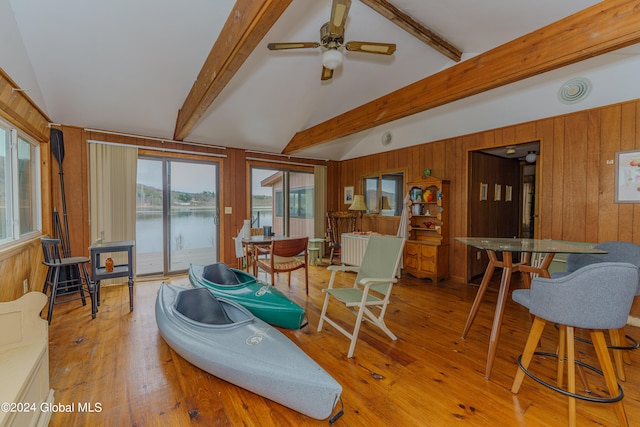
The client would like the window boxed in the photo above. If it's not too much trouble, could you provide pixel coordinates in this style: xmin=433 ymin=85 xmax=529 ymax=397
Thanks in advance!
xmin=275 ymin=187 xmax=313 ymax=218
xmin=290 ymin=186 xmax=312 ymax=218
xmin=275 ymin=189 xmax=283 ymax=217
xmin=364 ymin=172 xmax=404 ymax=216
xmin=0 ymin=119 xmax=41 ymax=245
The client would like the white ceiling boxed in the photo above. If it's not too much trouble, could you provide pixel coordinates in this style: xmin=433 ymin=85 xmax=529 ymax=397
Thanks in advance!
xmin=4 ymin=0 xmax=640 ymax=161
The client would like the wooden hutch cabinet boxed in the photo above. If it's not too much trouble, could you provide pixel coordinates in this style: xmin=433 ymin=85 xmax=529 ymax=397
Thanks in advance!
xmin=403 ymin=176 xmax=449 ymax=282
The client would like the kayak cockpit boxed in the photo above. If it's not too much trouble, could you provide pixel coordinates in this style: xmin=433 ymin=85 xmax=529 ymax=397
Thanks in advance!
xmin=175 ymin=288 xmax=233 ymax=325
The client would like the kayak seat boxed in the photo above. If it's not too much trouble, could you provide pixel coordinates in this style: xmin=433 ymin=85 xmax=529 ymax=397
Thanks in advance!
xmin=203 ymin=263 xmax=241 ymax=286
xmin=175 ymin=288 xmax=233 ymax=325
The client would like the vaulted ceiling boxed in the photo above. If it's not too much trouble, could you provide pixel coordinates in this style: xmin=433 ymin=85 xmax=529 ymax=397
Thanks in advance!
xmin=4 ymin=0 xmax=640 ymax=160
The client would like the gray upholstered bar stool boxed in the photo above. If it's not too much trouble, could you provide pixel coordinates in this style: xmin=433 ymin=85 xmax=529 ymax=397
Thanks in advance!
xmin=511 ymin=262 xmax=639 ymax=427
xmin=556 ymin=241 xmax=640 ymax=381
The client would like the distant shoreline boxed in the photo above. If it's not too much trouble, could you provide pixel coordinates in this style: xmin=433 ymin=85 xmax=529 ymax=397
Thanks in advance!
xmin=136 ymin=206 xmax=272 ymax=213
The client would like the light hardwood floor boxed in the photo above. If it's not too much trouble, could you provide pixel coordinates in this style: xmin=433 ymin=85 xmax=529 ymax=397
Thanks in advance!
xmin=45 ymin=262 xmax=640 ymax=426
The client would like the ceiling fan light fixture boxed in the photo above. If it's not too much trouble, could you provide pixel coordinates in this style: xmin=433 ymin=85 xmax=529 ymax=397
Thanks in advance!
xmin=322 ymin=49 xmax=343 ymax=70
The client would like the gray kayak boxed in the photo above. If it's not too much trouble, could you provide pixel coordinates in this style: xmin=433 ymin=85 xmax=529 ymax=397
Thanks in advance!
xmin=155 ymin=283 xmax=342 ymax=420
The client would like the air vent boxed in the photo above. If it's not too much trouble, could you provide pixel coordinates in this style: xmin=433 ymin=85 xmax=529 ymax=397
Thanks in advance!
xmin=558 ymin=77 xmax=592 ymax=105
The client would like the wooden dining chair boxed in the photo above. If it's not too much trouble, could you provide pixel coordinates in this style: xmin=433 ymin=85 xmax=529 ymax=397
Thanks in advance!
xmin=326 ymin=211 xmax=357 ymax=265
xmin=41 ymin=237 xmax=95 ymax=323
xmin=235 ymin=227 xmax=265 ymax=270
xmin=254 ymin=237 xmax=309 ymax=294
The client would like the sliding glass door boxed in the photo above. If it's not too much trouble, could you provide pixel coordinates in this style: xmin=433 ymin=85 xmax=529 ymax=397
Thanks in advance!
xmin=136 ymin=157 xmax=220 ymax=275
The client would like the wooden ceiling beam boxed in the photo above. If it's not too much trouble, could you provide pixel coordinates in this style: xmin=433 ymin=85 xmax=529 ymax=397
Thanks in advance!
xmin=359 ymin=0 xmax=462 ymax=62
xmin=174 ymin=0 xmax=292 ymax=141
xmin=282 ymin=0 xmax=640 ymax=155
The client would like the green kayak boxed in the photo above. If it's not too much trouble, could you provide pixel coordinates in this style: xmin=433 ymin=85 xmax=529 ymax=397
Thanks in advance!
xmin=188 ymin=263 xmax=306 ymax=329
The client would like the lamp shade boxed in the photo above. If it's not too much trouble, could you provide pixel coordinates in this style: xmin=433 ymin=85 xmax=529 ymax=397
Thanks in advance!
xmin=348 ymin=195 xmax=368 ymax=212
xmin=525 ymin=151 xmax=537 ymax=163
xmin=322 ymin=49 xmax=343 ymax=70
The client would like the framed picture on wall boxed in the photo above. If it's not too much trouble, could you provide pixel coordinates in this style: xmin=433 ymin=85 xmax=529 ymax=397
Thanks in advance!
xmin=480 ymin=183 xmax=488 ymax=201
xmin=615 ymin=150 xmax=640 ymax=203
xmin=505 ymin=185 xmax=513 ymax=202
xmin=344 ymin=186 xmax=354 ymax=204
xmin=494 ymin=184 xmax=502 ymax=201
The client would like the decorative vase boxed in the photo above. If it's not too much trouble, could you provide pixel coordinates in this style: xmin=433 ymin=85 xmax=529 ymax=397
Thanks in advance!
xmin=105 ymin=257 xmax=114 ymax=272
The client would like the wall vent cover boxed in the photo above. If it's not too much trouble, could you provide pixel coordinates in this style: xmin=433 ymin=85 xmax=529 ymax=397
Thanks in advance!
xmin=558 ymin=77 xmax=592 ymax=105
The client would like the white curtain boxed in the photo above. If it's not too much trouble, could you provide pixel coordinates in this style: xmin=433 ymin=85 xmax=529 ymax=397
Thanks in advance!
xmin=397 ymin=192 xmax=410 ymax=239
xmin=395 ymin=192 xmax=411 ymax=276
xmin=314 ymin=165 xmax=327 ymax=240
xmin=89 ymin=142 xmax=138 ymax=282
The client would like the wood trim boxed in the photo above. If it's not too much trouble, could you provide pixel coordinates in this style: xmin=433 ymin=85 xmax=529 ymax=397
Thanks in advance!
xmin=246 ymin=159 xmax=315 ymax=172
xmin=282 ymin=0 xmax=640 ymax=155
xmin=359 ymin=0 xmax=462 ymax=62
xmin=173 ymin=0 xmax=292 ymax=141
xmin=0 ymin=68 xmax=51 ymax=142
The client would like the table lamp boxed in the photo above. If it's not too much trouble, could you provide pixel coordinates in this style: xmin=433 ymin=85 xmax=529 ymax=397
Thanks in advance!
xmin=349 ymin=195 xmax=368 ymax=231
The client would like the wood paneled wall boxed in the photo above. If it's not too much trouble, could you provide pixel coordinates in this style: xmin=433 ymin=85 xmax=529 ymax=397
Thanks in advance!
xmin=51 ymin=127 xmax=340 ymax=269
xmin=0 ymin=69 xmax=51 ymax=301
xmin=1 ymin=78 xmax=639 ymax=314
xmin=0 ymin=237 xmax=48 ymax=302
xmin=340 ymin=99 xmax=640 ymax=287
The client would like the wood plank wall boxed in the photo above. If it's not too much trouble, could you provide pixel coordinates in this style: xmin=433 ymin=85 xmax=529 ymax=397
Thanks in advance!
xmin=0 ymin=69 xmax=51 ymax=302
xmin=53 ymin=127 xmax=340 ymax=269
xmin=1 ymin=86 xmax=640 ymax=317
xmin=340 ymin=99 xmax=640 ymax=288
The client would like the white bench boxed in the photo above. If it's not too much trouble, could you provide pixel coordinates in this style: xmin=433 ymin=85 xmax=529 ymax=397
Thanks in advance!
xmin=0 ymin=292 xmax=54 ymax=427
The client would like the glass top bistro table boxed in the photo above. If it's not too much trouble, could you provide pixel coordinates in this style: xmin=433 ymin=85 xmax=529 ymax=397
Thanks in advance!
xmin=455 ymin=237 xmax=607 ymax=380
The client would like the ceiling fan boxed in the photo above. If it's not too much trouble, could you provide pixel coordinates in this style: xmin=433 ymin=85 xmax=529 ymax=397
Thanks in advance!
xmin=267 ymin=0 xmax=396 ymax=80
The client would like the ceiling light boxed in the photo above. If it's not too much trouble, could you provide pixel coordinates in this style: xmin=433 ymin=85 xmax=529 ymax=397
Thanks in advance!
xmin=505 ymin=146 xmax=516 ymax=155
xmin=558 ymin=77 xmax=592 ymax=104
xmin=322 ymin=49 xmax=343 ymax=70
xmin=525 ymin=151 xmax=537 ymax=163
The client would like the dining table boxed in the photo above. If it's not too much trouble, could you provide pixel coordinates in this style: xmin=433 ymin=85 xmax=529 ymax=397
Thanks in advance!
xmin=455 ymin=237 xmax=607 ymax=380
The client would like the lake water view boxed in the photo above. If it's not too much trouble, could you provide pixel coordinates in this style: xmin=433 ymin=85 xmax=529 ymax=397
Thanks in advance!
xmin=136 ymin=209 xmax=274 ymax=253
xmin=135 ymin=208 xmax=273 ymax=274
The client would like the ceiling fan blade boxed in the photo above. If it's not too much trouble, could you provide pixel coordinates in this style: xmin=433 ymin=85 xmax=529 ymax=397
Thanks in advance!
xmin=345 ymin=41 xmax=396 ymax=55
xmin=321 ymin=66 xmax=334 ymax=81
xmin=267 ymin=42 xmax=320 ymax=50
xmin=329 ymin=0 xmax=351 ymax=37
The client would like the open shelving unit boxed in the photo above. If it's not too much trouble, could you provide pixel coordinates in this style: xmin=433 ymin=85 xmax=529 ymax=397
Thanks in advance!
xmin=404 ymin=176 xmax=449 ymax=282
